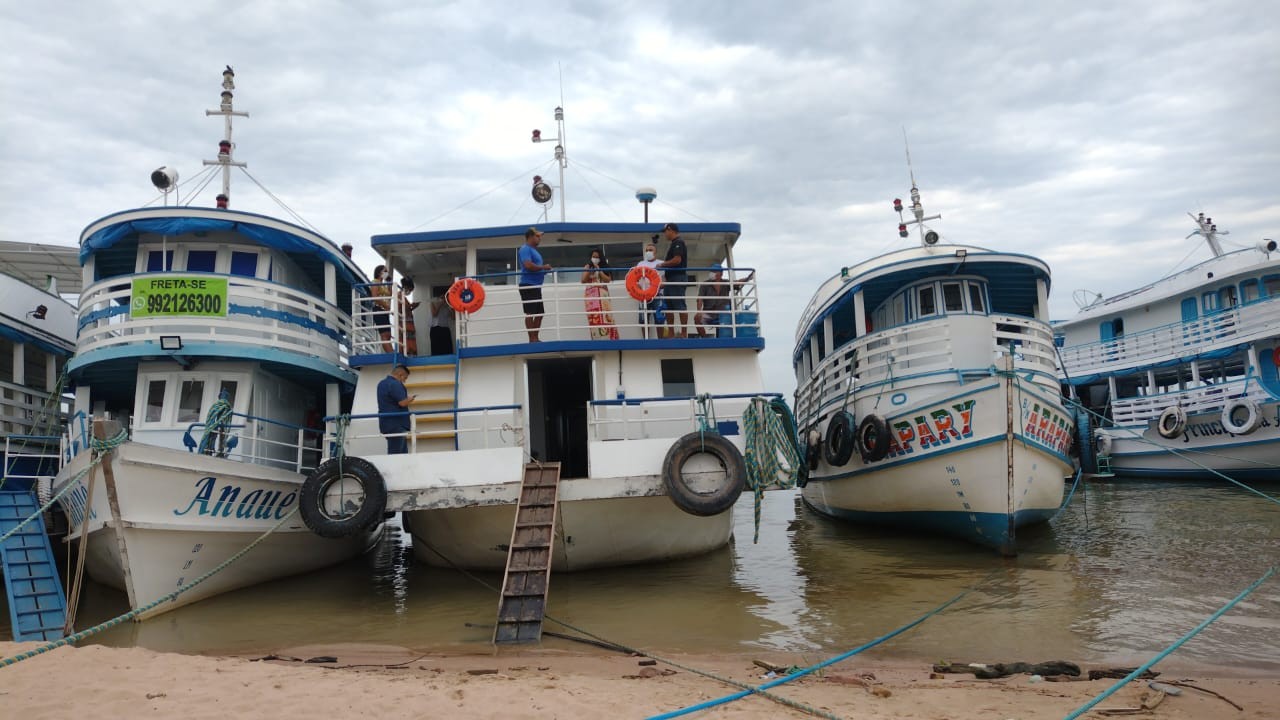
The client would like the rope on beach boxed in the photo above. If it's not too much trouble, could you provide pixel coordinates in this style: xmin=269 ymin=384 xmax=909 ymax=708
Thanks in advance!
xmin=1062 ymin=565 xmax=1277 ymax=720
xmin=742 ymin=397 xmax=805 ymax=543
xmin=0 ymin=429 xmax=127 ymax=545
xmin=0 ymin=507 xmax=300 ymax=670
xmin=644 ymin=569 xmax=999 ymax=720
xmin=1063 ymin=398 xmax=1280 ymax=506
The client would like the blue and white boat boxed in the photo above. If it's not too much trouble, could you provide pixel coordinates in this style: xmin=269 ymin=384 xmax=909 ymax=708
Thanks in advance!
xmin=49 ymin=68 xmax=378 ymax=619
xmin=296 ymin=106 xmax=778 ymax=571
xmin=1056 ymin=214 xmax=1280 ymax=480
xmin=791 ymin=184 xmax=1071 ymax=554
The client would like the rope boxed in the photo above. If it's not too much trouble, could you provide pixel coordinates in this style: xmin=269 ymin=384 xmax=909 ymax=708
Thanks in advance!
xmin=1063 ymin=565 xmax=1277 ymax=720
xmin=647 ymin=570 xmax=998 ymax=720
xmin=1049 ymin=467 xmax=1084 ymax=523
xmin=0 ymin=429 xmax=127 ymax=545
xmin=0 ymin=507 xmax=301 ymax=669
xmin=197 ymin=392 xmax=235 ymax=456
xmin=742 ymin=397 xmax=806 ymax=543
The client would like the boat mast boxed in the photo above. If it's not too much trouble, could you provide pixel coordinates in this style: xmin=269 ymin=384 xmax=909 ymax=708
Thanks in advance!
xmin=1187 ymin=212 xmax=1229 ymax=258
xmin=202 ymin=66 xmax=249 ymax=209
xmin=530 ymin=105 xmax=568 ymax=222
xmin=895 ymin=134 xmax=941 ymax=246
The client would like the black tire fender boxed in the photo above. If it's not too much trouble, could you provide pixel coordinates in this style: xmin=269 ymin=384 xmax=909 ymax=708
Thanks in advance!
xmin=300 ymin=456 xmax=387 ymax=538
xmin=823 ymin=410 xmax=856 ymax=467
xmin=856 ymin=414 xmax=891 ymax=463
xmin=662 ymin=432 xmax=746 ymax=517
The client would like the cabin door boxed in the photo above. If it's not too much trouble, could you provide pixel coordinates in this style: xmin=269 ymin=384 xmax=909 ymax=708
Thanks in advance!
xmin=526 ymin=358 xmax=592 ymax=479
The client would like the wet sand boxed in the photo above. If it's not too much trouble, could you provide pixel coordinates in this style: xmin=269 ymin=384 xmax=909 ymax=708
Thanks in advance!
xmin=2 ymin=641 xmax=1276 ymax=719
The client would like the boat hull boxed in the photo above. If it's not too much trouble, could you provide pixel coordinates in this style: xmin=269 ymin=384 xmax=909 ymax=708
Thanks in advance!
xmin=801 ymin=380 xmax=1071 ymax=554
xmin=1098 ymin=400 xmax=1280 ymax=480
xmin=57 ymin=442 xmax=378 ymax=619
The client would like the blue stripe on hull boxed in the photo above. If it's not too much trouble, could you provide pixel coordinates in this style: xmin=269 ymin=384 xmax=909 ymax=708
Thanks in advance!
xmin=802 ymin=500 xmax=1055 ymax=555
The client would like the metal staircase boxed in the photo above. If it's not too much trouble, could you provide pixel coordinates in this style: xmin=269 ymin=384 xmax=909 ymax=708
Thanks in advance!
xmin=405 ymin=363 xmax=458 ymax=452
xmin=493 ymin=462 xmax=561 ymax=645
xmin=1 ymin=488 xmax=68 ymax=641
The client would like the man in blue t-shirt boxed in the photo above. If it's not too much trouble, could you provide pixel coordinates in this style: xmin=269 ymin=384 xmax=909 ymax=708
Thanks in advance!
xmin=376 ymin=364 xmax=416 ymax=453
xmin=657 ymin=222 xmax=689 ymax=338
xmin=517 ymin=227 xmax=553 ymax=342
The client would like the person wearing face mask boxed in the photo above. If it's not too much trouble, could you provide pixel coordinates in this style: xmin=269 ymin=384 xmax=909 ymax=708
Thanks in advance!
xmin=633 ymin=243 xmax=664 ymax=336
xmin=656 ymin=222 xmax=689 ymax=338
xmin=581 ymin=248 xmax=618 ymax=340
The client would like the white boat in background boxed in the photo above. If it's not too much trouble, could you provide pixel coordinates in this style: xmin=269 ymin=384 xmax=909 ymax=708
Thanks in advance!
xmin=791 ymin=183 xmax=1071 ymax=555
xmin=51 ymin=68 xmax=378 ymax=620
xmin=295 ymin=105 xmax=783 ymax=574
xmin=1056 ymin=214 xmax=1280 ymax=480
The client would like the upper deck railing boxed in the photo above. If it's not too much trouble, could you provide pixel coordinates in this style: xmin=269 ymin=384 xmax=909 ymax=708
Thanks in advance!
xmin=77 ymin=273 xmax=353 ymax=367
xmin=350 ymin=266 xmax=761 ymax=356
xmin=1110 ymin=377 xmax=1273 ymax=426
xmin=0 ymin=379 xmax=68 ymax=438
xmin=1058 ymin=294 xmax=1280 ymax=381
xmin=795 ymin=313 xmax=1059 ymax=424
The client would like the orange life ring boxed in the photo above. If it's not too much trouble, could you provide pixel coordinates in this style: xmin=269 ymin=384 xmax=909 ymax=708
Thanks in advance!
xmin=1273 ymin=346 xmax=1280 ymax=368
xmin=446 ymin=278 xmax=485 ymax=314
xmin=625 ymin=265 xmax=662 ymax=302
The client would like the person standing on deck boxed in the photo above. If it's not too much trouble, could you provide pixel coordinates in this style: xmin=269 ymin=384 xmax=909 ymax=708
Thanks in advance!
xmin=518 ymin=227 xmax=553 ymax=342
xmin=376 ymin=364 xmax=416 ymax=454
xmin=428 ymin=287 xmax=454 ymax=355
xmin=657 ymin=223 xmax=689 ymax=338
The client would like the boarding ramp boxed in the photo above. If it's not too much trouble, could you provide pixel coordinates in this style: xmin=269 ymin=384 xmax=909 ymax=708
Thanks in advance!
xmin=493 ymin=462 xmax=561 ymax=645
xmin=0 ymin=488 xmax=68 ymax=641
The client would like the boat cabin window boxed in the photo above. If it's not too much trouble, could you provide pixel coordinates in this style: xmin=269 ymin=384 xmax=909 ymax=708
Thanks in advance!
xmin=187 ymin=250 xmax=217 ymax=273
xmin=1218 ymin=285 xmax=1237 ymax=309
xmin=661 ymin=359 xmax=695 ymax=398
xmin=1100 ymin=318 xmax=1123 ymax=342
xmin=144 ymin=380 xmax=166 ymax=422
xmin=831 ymin=297 xmax=857 ymax=349
xmin=1240 ymin=279 xmax=1260 ymax=304
xmin=1202 ymin=291 xmax=1219 ymax=314
xmin=968 ymin=283 xmax=986 ymax=313
xmin=917 ymin=285 xmax=938 ymax=318
xmin=146 ymin=250 xmax=175 ymax=272
xmin=177 ymin=380 xmax=206 ymax=423
xmin=942 ymin=282 xmax=964 ymax=312
xmin=1263 ymin=274 xmax=1280 ymax=297
xmin=870 ymin=279 xmax=989 ymax=332
xmin=230 ymin=251 xmax=259 ymax=277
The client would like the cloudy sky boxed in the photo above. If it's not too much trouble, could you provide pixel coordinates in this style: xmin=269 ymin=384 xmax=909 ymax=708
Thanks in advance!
xmin=2 ymin=1 xmax=1276 ymax=394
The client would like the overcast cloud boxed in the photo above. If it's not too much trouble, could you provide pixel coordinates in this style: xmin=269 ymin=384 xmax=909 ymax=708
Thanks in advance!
xmin=2 ymin=1 xmax=1276 ymax=394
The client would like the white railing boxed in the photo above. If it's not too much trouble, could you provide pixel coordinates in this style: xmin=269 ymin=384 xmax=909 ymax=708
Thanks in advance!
xmin=0 ymin=379 xmax=67 ymax=436
xmin=1060 ymin=294 xmax=1280 ymax=377
xmin=350 ymin=282 xmax=411 ymax=356
xmin=78 ymin=273 xmax=353 ymax=366
xmin=794 ymin=314 xmax=1059 ymax=424
xmin=587 ymin=393 xmax=779 ymax=442
xmin=350 ymin=268 xmax=761 ymax=354
xmin=332 ymin=404 xmax=524 ymax=454
xmin=1 ymin=435 xmax=63 ymax=486
xmin=181 ymin=411 xmax=324 ymax=474
xmin=1111 ymin=378 xmax=1274 ymax=425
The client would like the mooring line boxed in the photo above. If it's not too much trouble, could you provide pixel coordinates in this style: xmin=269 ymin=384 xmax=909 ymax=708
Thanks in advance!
xmin=645 ymin=569 xmax=999 ymax=720
xmin=1061 ymin=565 xmax=1277 ymax=720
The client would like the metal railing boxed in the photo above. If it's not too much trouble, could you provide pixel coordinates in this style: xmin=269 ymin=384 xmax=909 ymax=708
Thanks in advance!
xmin=0 ymin=379 xmax=68 ymax=437
xmin=1111 ymin=377 xmax=1273 ymax=425
xmin=1 ymin=435 xmax=63 ymax=487
xmin=77 ymin=273 xmax=353 ymax=366
xmin=182 ymin=411 xmax=324 ymax=474
xmin=1059 ymin=294 xmax=1280 ymax=377
xmin=794 ymin=313 xmax=1059 ymax=423
xmin=587 ymin=392 xmax=780 ymax=442
xmin=329 ymin=404 xmax=524 ymax=454
xmin=349 ymin=267 xmax=761 ymax=355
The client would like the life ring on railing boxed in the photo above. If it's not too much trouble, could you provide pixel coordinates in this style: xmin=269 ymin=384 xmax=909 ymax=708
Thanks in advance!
xmin=446 ymin=278 xmax=486 ymax=314
xmin=823 ymin=410 xmax=856 ymax=467
xmin=1221 ymin=399 xmax=1262 ymax=435
xmin=661 ymin=432 xmax=745 ymax=516
xmin=1272 ymin=347 xmax=1280 ymax=368
xmin=856 ymin=414 xmax=891 ymax=463
xmin=1156 ymin=406 xmax=1187 ymax=439
xmin=625 ymin=265 xmax=662 ymax=302
xmin=299 ymin=457 xmax=387 ymax=538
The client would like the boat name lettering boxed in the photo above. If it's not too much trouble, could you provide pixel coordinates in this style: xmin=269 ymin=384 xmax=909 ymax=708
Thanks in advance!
xmin=59 ymin=480 xmax=98 ymax=527
xmin=1181 ymin=412 xmax=1273 ymax=441
xmin=173 ymin=476 xmax=297 ymax=520
xmin=1021 ymin=402 xmax=1073 ymax=455
xmin=886 ymin=400 xmax=976 ymax=458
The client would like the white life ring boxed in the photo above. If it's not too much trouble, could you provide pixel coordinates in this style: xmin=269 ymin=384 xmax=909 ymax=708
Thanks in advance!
xmin=1095 ymin=431 xmax=1113 ymax=457
xmin=1156 ymin=406 xmax=1187 ymax=439
xmin=1221 ymin=399 xmax=1262 ymax=435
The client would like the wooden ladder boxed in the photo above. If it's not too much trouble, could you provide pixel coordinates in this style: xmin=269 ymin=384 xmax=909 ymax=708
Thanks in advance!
xmin=493 ymin=462 xmax=561 ymax=645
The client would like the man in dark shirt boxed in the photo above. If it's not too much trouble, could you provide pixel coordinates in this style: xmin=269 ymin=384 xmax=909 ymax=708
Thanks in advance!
xmin=657 ymin=222 xmax=689 ymax=338
xmin=376 ymin=364 xmax=415 ymax=453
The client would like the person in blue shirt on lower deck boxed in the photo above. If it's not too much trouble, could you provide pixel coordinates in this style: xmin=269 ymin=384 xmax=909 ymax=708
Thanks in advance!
xmin=517 ymin=227 xmax=553 ymax=342
xmin=376 ymin=364 xmax=416 ymax=453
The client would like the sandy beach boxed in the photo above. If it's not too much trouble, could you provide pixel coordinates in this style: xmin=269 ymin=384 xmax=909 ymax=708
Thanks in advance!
xmin=1 ymin=640 xmax=1275 ymax=719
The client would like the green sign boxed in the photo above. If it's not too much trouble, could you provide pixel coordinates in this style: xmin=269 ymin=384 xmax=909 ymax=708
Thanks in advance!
xmin=130 ymin=276 xmax=229 ymax=318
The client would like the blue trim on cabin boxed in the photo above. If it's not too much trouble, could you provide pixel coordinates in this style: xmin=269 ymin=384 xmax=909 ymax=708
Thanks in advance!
xmin=373 ymin=221 xmax=742 ymax=247
xmin=66 ymin=341 xmax=357 ymax=384
xmin=0 ymin=322 xmax=73 ymax=358
xmin=458 ymin=337 xmax=764 ymax=358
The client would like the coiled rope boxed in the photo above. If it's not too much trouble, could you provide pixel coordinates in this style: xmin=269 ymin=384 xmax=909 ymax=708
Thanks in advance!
xmin=0 ymin=429 xmax=128 ymax=545
xmin=1063 ymin=565 xmax=1277 ymax=720
xmin=197 ymin=391 xmax=234 ymax=456
xmin=0 ymin=506 xmax=300 ymax=669
xmin=741 ymin=397 xmax=807 ymax=543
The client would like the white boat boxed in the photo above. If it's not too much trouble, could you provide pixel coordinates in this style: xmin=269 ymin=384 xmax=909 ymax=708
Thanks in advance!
xmin=50 ymin=68 xmax=378 ymax=620
xmin=1055 ymin=214 xmax=1280 ymax=480
xmin=296 ymin=106 xmax=781 ymax=572
xmin=791 ymin=184 xmax=1071 ymax=554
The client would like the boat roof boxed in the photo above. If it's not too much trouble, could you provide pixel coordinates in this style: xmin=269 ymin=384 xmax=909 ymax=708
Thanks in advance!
xmin=0 ymin=240 xmax=83 ymax=295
